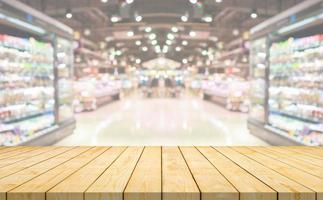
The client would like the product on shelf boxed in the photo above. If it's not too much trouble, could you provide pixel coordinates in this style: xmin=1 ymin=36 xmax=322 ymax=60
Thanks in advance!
xmin=202 ymin=74 xmax=250 ymax=112
xmin=73 ymin=74 xmax=122 ymax=112
xmin=248 ymin=37 xmax=267 ymax=122
xmin=268 ymin=34 xmax=323 ymax=146
xmin=0 ymin=34 xmax=55 ymax=145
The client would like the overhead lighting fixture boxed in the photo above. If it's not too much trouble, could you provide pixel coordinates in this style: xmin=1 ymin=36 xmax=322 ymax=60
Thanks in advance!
xmin=175 ymin=46 xmax=182 ymax=51
xmin=127 ymin=31 xmax=134 ymax=37
xmin=189 ymin=31 xmax=196 ymax=37
xmin=203 ymin=15 xmax=213 ymax=23
xmin=215 ymin=0 xmax=222 ymax=3
xmin=135 ymin=58 xmax=141 ymax=64
xmin=162 ymin=46 xmax=169 ymax=53
xmin=126 ymin=0 xmax=134 ymax=4
xmin=189 ymin=0 xmax=198 ymax=4
xmin=151 ymin=40 xmax=158 ymax=45
xmin=182 ymin=40 xmax=188 ymax=46
xmin=111 ymin=16 xmax=120 ymax=23
xmin=135 ymin=15 xmax=142 ymax=22
xmin=250 ymin=9 xmax=258 ymax=19
xmin=171 ymin=27 xmax=179 ymax=33
xmin=232 ymin=29 xmax=240 ymax=36
xmin=167 ymin=33 xmax=175 ymax=40
xmin=145 ymin=27 xmax=152 ymax=32
xmin=182 ymin=58 xmax=188 ymax=64
xmin=65 ymin=8 xmax=73 ymax=19
xmin=202 ymin=50 xmax=208 ymax=56
xmin=142 ymin=46 xmax=148 ymax=51
xmin=101 ymin=0 xmax=108 ymax=3
xmin=166 ymin=40 xmax=172 ymax=45
xmin=135 ymin=40 xmax=141 ymax=46
xmin=181 ymin=15 xmax=188 ymax=22
xmin=84 ymin=29 xmax=91 ymax=36
xmin=149 ymin=33 xmax=156 ymax=40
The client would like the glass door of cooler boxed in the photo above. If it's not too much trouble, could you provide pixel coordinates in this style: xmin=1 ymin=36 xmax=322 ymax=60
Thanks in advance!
xmin=0 ymin=34 xmax=56 ymax=145
xmin=55 ymin=37 xmax=74 ymax=123
xmin=248 ymin=37 xmax=268 ymax=124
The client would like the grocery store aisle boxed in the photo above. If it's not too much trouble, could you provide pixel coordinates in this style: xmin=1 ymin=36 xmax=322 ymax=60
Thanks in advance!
xmin=56 ymin=92 xmax=268 ymax=146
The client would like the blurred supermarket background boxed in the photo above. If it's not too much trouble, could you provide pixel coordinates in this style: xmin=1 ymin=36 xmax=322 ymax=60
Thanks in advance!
xmin=0 ymin=0 xmax=322 ymax=146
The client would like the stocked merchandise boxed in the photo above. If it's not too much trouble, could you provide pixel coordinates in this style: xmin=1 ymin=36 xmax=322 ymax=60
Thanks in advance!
xmin=202 ymin=74 xmax=250 ymax=112
xmin=249 ymin=38 xmax=267 ymax=122
xmin=268 ymin=34 xmax=323 ymax=145
xmin=73 ymin=75 xmax=122 ymax=112
xmin=0 ymin=34 xmax=55 ymax=145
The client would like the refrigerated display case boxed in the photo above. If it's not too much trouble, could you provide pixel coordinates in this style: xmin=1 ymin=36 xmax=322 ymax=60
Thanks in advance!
xmin=248 ymin=0 xmax=323 ymax=146
xmin=56 ymin=37 xmax=74 ymax=123
xmin=0 ymin=0 xmax=75 ymax=146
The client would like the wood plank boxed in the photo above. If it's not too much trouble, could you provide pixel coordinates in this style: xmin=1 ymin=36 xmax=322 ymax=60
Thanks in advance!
xmin=269 ymin=147 xmax=323 ymax=167
xmin=0 ymin=146 xmax=37 ymax=160
xmin=162 ymin=147 xmax=200 ymax=200
xmin=0 ymin=147 xmax=30 ymax=155
xmin=0 ymin=146 xmax=56 ymax=168
xmin=85 ymin=147 xmax=144 ymax=200
xmin=234 ymin=147 xmax=323 ymax=200
xmin=8 ymin=147 xmax=109 ymax=200
xmin=180 ymin=147 xmax=238 ymax=200
xmin=282 ymin=147 xmax=323 ymax=159
xmin=0 ymin=147 xmax=91 ymax=200
xmin=47 ymin=147 xmax=126 ymax=200
xmin=197 ymin=147 xmax=276 ymax=200
xmin=0 ymin=147 xmax=72 ymax=179
xmin=124 ymin=147 xmax=162 ymax=200
xmin=215 ymin=147 xmax=315 ymax=200
xmin=253 ymin=147 xmax=323 ymax=179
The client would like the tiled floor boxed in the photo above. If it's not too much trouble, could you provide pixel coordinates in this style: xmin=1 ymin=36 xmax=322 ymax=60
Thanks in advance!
xmin=56 ymin=92 xmax=268 ymax=146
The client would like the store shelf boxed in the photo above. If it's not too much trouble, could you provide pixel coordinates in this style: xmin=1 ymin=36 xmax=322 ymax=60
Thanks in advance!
xmin=1 ymin=110 xmax=54 ymax=124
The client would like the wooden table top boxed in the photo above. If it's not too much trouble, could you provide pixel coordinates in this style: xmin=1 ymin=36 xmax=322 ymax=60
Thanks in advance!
xmin=0 ymin=146 xmax=322 ymax=200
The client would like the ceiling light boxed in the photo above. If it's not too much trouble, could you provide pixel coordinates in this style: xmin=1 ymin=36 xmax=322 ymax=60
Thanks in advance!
xmin=203 ymin=15 xmax=213 ymax=23
xmin=166 ymin=40 xmax=172 ymax=45
xmin=215 ymin=0 xmax=222 ymax=3
xmin=202 ymin=50 xmax=208 ymax=56
xmin=189 ymin=0 xmax=198 ymax=4
xmin=101 ymin=0 xmax=108 ymax=3
xmin=126 ymin=0 xmax=134 ymax=4
xmin=162 ymin=46 xmax=169 ymax=53
xmin=175 ymin=46 xmax=182 ymax=51
xmin=145 ymin=27 xmax=152 ymax=32
xmin=149 ymin=33 xmax=156 ymax=40
xmin=65 ymin=8 xmax=72 ymax=19
xmin=142 ymin=46 xmax=148 ymax=51
xmin=181 ymin=15 xmax=188 ymax=22
xmin=167 ymin=33 xmax=175 ymax=40
xmin=135 ymin=15 xmax=142 ymax=22
xmin=171 ymin=27 xmax=179 ymax=33
xmin=111 ymin=16 xmax=120 ymax=23
xmin=182 ymin=40 xmax=188 ymax=46
xmin=135 ymin=40 xmax=141 ymax=46
xmin=182 ymin=58 xmax=188 ymax=64
xmin=189 ymin=31 xmax=196 ymax=37
xmin=233 ymin=29 xmax=239 ymax=36
xmin=250 ymin=9 xmax=258 ymax=19
xmin=127 ymin=31 xmax=134 ymax=37
xmin=135 ymin=58 xmax=141 ymax=64
xmin=115 ymin=50 xmax=122 ymax=56
xmin=84 ymin=29 xmax=91 ymax=36
xmin=151 ymin=40 xmax=158 ymax=45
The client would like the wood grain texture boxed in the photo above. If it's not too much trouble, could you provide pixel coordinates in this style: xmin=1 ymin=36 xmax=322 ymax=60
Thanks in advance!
xmin=162 ymin=147 xmax=200 ymax=200
xmin=0 ymin=146 xmax=321 ymax=200
xmin=8 ymin=147 xmax=109 ymax=200
xmin=85 ymin=147 xmax=144 ymax=200
xmin=197 ymin=147 xmax=276 ymax=200
xmin=214 ymin=147 xmax=315 ymax=200
xmin=47 ymin=147 xmax=126 ymax=200
xmin=124 ymin=147 xmax=162 ymax=200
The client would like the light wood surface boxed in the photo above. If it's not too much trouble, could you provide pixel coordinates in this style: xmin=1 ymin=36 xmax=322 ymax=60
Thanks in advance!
xmin=0 ymin=146 xmax=321 ymax=200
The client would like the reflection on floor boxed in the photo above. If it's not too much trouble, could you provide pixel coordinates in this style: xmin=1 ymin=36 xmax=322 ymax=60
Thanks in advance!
xmin=56 ymin=92 xmax=268 ymax=146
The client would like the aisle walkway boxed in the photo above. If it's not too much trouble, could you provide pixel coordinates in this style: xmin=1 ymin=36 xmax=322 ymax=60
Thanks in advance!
xmin=56 ymin=93 xmax=267 ymax=146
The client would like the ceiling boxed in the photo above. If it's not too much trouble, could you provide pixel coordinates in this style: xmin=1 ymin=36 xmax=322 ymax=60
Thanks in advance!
xmin=19 ymin=0 xmax=304 ymax=65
